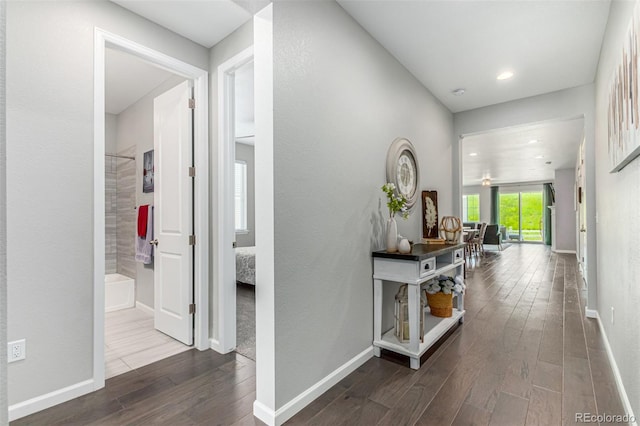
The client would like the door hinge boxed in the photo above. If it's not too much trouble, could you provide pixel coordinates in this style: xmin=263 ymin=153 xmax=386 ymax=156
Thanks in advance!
xmin=189 ymin=303 xmax=196 ymax=314
xmin=189 ymin=235 xmax=196 ymax=246
xmin=188 ymin=166 xmax=196 ymax=177
xmin=188 ymin=98 xmax=195 ymax=109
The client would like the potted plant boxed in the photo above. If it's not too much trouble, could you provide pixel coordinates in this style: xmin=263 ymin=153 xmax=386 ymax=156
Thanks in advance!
xmin=381 ymin=183 xmax=409 ymax=252
xmin=424 ymin=275 xmax=465 ymax=317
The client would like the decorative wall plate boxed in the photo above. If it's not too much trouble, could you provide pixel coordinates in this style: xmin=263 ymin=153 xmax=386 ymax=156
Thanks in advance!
xmin=386 ymin=138 xmax=420 ymax=209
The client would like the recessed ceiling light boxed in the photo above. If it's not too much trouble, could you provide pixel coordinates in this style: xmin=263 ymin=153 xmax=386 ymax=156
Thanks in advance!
xmin=452 ymin=88 xmax=466 ymax=96
xmin=535 ymin=155 xmax=544 ymax=159
xmin=469 ymin=152 xmax=478 ymax=156
xmin=497 ymin=71 xmax=514 ymax=80
xmin=529 ymin=139 xmax=538 ymax=144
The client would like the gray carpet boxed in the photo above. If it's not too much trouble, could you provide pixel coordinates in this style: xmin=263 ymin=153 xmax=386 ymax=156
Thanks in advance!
xmin=236 ymin=282 xmax=256 ymax=361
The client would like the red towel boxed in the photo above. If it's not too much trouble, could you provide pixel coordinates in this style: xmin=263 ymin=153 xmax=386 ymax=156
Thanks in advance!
xmin=137 ymin=205 xmax=149 ymax=237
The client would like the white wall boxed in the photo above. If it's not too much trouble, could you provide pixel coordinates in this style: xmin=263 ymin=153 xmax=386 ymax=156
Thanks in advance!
xmin=453 ymin=84 xmax=597 ymax=310
xmin=554 ymin=168 xmax=576 ymax=252
xmin=0 ymin=0 xmax=7 ymax=422
xmin=208 ymin=20 xmax=254 ymax=340
xmin=105 ymin=114 xmax=117 ymax=154
xmin=5 ymin=0 xmax=208 ymax=410
xmin=271 ymin=0 xmax=453 ymax=409
xmin=594 ymin=0 xmax=640 ymax=416
xmin=235 ymin=142 xmax=255 ymax=247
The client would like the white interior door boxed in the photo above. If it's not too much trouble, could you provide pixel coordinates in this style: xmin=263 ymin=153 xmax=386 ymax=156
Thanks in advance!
xmin=578 ymin=139 xmax=587 ymax=280
xmin=153 ymin=80 xmax=194 ymax=345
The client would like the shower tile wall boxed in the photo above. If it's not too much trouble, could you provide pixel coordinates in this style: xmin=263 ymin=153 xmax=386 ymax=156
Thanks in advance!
xmin=117 ymin=146 xmax=136 ymax=279
xmin=105 ymin=156 xmax=117 ymax=274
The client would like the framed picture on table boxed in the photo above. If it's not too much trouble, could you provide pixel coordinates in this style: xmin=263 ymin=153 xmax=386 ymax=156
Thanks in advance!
xmin=422 ymin=191 xmax=439 ymax=239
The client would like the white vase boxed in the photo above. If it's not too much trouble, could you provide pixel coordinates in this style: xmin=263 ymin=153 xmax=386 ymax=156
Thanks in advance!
xmin=398 ymin=238 xmax=411 ymax=254
xmin=386 ymin=216 xmax=398 ymax=253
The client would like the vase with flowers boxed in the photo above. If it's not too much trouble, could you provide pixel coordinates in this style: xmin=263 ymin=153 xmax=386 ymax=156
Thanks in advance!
xmin=381 ymin=183 xmax=409 ymax=253
xmin=424 ymin=275 xmax=465 ymax=317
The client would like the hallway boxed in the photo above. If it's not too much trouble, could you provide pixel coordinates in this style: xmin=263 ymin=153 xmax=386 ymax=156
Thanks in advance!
xmin=11 ymin=245 xmax=625 ymax=425
xmin=289 ymin=245 xmax=626 ymax=425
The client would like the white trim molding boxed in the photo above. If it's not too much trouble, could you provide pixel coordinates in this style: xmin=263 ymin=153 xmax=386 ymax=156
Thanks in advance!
xmin=209 ymin=337 xmax=224 ymax=354
xmin=594 ymin=312 xmax=638 ymax=425
xmin=253 ymin=347 xmax=374 ymax=426
xmin=9 ymin=379 xmax=95 ymax=421
xmin=93 ymin=28 xmax=210 ymax=395
xmin=216 ymin=45 xmax=254 ymax=354
xmin=135 ymin=301 xmax=154 ymax=316
xmin=585 ymin=308 xmax=598 ymax=319
xmin=555 ymin=249 xmax=577 ymax=254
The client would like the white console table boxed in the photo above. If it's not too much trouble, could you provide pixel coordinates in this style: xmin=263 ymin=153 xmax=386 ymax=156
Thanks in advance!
xmin=372 ymin=243 xmax=466 ymax=369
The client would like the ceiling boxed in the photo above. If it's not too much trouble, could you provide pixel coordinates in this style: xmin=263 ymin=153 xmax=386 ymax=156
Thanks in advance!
xmin=105 ymin=48 xmax=175 ymax=115
xmin=462 ymin=118 xmax=584 ymax=186
xmin=336 ymin=0 xmax=608 ymax=186
xmin=111 ymin=0 xmax=253 ymax=48
xmin=337 ymin=0 xmax=611 ymax=113
xmin=107 ymin=0 xmax=609 ymax=185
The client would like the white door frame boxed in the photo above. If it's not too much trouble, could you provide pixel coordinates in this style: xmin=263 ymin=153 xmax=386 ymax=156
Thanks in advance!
xmin=215 ymin=46 xmax=254 ymax=353
xmin=93 ymin=28 xmax=209 ymax=389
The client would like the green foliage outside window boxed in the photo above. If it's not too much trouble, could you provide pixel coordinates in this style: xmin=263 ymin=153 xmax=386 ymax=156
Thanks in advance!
xmin=466 ymin=194 xmax=479 ymax=222
xmin=499 ymin=191 xmax=543 ymax=241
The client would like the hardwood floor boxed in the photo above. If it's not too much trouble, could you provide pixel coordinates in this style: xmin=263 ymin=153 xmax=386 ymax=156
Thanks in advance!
xmin=12 ymin=245 xmax=626 ymax=425
xmin=288 ymin=245 xmax=627 ymax=425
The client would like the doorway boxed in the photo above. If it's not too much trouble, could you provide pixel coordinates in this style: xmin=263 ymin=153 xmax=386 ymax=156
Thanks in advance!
xmin=215 ymin=46 xmax=254 ymax=355
xmin=94 ymin=29 xmax=209 ymax=388
xmin=499 ymin=188 xmax=544 ymax=243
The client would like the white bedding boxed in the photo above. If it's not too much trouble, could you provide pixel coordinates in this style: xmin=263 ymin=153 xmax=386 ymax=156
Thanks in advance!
xmin=235 ymin=246 xmax=255 ymax=285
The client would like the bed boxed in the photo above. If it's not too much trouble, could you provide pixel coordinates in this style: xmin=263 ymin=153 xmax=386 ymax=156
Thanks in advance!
xmin=235 ymin=246 xmax=256 ymax=285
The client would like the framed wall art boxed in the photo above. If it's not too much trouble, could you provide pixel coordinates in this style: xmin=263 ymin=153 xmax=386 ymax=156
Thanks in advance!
xmin=143 ymin=149 xmax=154 ymax=193
xmin=607 ymin=1 xmax=640 ymax=172
xmin=422 ymin=191 xmax=439 ymax=239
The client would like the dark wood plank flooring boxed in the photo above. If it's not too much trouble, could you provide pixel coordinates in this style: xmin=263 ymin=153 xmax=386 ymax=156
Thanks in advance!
xmin=12 ymin=245 xmax=626 ymax=425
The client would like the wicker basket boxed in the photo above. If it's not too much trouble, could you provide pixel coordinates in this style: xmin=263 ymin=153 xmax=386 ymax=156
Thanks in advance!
xmin=426 ymin=292 xmax=453 ymax=318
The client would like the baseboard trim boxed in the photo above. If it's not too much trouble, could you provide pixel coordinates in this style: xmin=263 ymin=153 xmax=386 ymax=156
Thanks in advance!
xmin=555 ymin=249 xmax=577 ymax=254
xmin=594 ymin=312 xmax=638 ymax=425
xmin=135 ymin=301 xmax=154 ymax=315
xmin=253 ymin=346 xmax=374 ymax=426
xmin=585 ymin=308 xmax=598 ymax=319
xmin=209 ymin=337 xmax=223 ymax=354
xmin=253 ymin=400 xmax=275 ymax=426
xmin=8 ymin=379 xmax=94 ymax=421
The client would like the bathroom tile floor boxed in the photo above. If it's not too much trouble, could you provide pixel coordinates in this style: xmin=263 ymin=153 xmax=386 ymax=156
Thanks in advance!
xmin=105 ymin=306 xmax=191 ymax=378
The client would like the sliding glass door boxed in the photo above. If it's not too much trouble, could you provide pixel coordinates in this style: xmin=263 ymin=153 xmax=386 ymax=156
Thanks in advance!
xmin=499 ymin=189 xmax=543 ymax=243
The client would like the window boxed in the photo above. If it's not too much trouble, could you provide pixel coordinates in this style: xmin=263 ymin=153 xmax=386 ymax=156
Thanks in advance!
xmin=462 ymin=194 xmax=479 ymax=222
xmin=234 ymin=161 xmax=247 ymax=231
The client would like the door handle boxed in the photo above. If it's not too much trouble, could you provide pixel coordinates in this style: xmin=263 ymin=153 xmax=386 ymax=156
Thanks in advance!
xmin=580 ymin=228 xmax=586 ymax=233
xmin=150 ymin=239 xmax=159 ymax=246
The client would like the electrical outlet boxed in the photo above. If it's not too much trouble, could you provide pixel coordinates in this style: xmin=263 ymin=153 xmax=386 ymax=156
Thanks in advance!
xmin=611 ymin=307 xmax=615 ymax=325
xmin=7 ymin=339 xmax=26 ymax=363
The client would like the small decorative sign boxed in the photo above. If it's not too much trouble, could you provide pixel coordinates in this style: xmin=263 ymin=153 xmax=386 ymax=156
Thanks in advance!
xmin=143 ymin=150 xmax=154 ymax=193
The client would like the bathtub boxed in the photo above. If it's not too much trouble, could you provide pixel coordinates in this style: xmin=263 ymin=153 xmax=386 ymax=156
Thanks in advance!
xmin=105 ymin=273 xmax=135 ymax=312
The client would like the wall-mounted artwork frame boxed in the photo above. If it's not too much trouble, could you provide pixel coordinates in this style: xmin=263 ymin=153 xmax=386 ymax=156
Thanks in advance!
xmin=607 ymin=2 xmax=640 ymax=173
xmin=143 ymin=149 xmax=154 ymax=193
xmin=422 ymin=191 xmax=439 ymax=239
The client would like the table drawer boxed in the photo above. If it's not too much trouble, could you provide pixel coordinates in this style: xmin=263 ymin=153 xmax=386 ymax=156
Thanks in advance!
xmin=419 ymin=257 xmax=436 ymax=278
xmin=453 ymin=248 xmax=464 ymax=263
